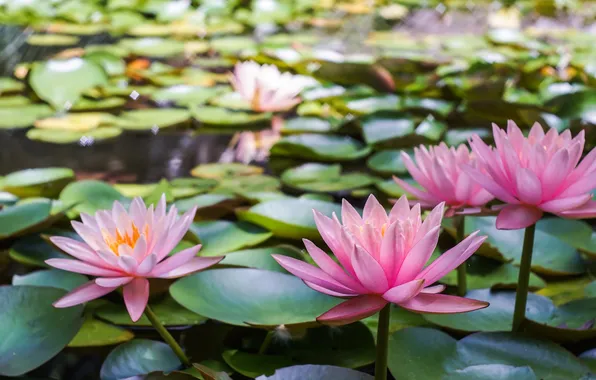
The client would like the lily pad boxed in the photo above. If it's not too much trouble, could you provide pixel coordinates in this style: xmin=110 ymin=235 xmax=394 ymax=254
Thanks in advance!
xmin=96 ymin=296 xmax=207 ymax=327
xmin=188 ymin=220 xmax=272 ymax=257
xmin=366 ymin=149 xmax=410 ymax=176
xmin=27 ymin=126 xmax=123 ymax=144
xmin=12 ymin=269 xmax=88 ymax=291
xmin=362 ymin=113 xmax=445 ymax=148
xmin=118 ymin=38 xmax=186 ymax=58
xmin=34 ymin=112 xmax=116 ymax=131
xmin=281 ymin=163 xmax=378 ymax=193
xmin=0 ymin=95 xmax=30 ymax=107
xmin=115 ymin=109 xmax=191 ymax=130
xmin=27 ymin=34 xmax=79 ymax=46
xmin=219 ymin=245 xmax=303 ymax=273
xmin=0 ymin=286 xmax=84 ymax=376
xmin=256 ymin=365 xmax=373 ymax=380
xmin=9 ymin=231 xmax=72 ymax=267
xmin=152 ymin=86 xmax=230 ymax=106
xmin=212 ymin=175 xmax=281 ymax=194
xmin=29 ymin=58 xmax=108 ymax=110
xmin=68 ymin=318 xmax=134 ymax=348
xmin=190 ymin=163 xmax=263 ymax=179
xmin=192 ymin=106 xmax=272 ymax=128
xmin=271 ymin=134 xmax=371 ymax=162
xmin=0 ymin=104 xmax=54 ymax=129
xmin=170 ymin=268 xmax=342 ymax=327
xmin=2 ymin=167 xmax=74 ymax=198
xmin=59 ymin=180 xmax=128 ymax=217
xmin=0 ymin=77 xmax=25 ymax=94
xmin=0 ymin=201 xmax=55 ymax=240
xmin=71 ymin=97 xmax=127 ymax=111
xmin=174 ymin=194 xmax=237 ymax=215
xmin=237 ymin=198 xmax=343 ymax=240
xmin=282 ymin=117 xmax=340 ymax=134
xmin=84 ymin=51 xmax=126 ymax=77
xmin=100 ymin=339 xmax=181 ymax=380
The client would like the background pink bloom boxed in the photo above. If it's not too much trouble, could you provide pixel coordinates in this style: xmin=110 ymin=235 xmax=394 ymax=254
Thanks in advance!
xmin=273 ymin=195 xmax=488 ymax=326
xmin=464 ymin=121 xmax=596 ymax=230
xmin=230 ymin=61 xmax=306 ymax=113
xmin=394 ymin=142 xmax=494 ymax=214
xmin=46 ymin=195 xmax=222 ymax=322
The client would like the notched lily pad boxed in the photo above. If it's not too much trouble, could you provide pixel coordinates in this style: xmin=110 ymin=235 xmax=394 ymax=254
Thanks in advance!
xmin=271 ymin=134 xmax=371 ymax=162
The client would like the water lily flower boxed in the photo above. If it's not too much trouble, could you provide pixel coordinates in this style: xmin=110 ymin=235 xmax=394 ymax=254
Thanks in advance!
xmin=273 ymin=195 xmax=489 ymax=325
xmin=46 ymin=195 xmax=222 ymax=322
xmin=230 ymin=61 xmax=306 ymax=112
xmin=394 ymin=143 xmax=494 ymax=215
xmin=464 ymin=121 xmax=596 ymax=230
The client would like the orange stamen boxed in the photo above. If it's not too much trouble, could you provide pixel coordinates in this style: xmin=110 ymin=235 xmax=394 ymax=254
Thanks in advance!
xmin=103 ymin=223 xmax=147 ymax=255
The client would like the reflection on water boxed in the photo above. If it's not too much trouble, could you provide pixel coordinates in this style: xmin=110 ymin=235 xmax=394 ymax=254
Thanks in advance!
xmin=0 ymin=130 xmax=231 ymax=182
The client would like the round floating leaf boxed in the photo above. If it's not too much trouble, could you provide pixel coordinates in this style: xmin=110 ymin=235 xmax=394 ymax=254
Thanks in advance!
xmin=95 ymin=296 xmax=207 ymax=327
xmin=192 ymin=106 xmax=271 ymax=128
xmin=423 ymin=289 xmax=555 ymax=332
xmin=366 ymin=149 xmax=410 ymax=176
xmin=212 ymin=175 xmax=281 ymax=194
xmin=525 ymin=298 xmax=596 ymax=342
xmin=444 ymin=128 xmax=492 ymax=146
xmin=0 ymin=286 xmax=84 ymax=376
xmin=34 ymin=112 xmax=115 ymax=131
xmin=281 ymin=163 xmax=378 ymax=193
xmin=29 ymin=58 xmax=108 ymax=110
xmin=237 ymin=198 xmax=342 ymax=240
xmin=220 ymin=245 xmax=303 ymax=273
xmin=222 ymin=350 xmax=293 ymax=378
xmin=282 ymin=117 xmax=339 ymax=134
xmin=174 ymin=194 xmax=237 ymax=214
xmin=0 ymin=104 xmax=54 ymax=129
xmin=580 ymin=349 xmax=596 ymax=373
xmin=362 ymin=113 xmax=445 ymax=148
xmin=170 ymin=268 xmax=342 ymax=327
xmin=2 ymin=167 xmax=74 ymax=198
xmin=443 ymin=365 xmax=537 ymax=380
xmin=119 ymin=38 xmax=186 ymax=57
xmin=27 ymin=34 xmax=79 ymax=46
xmin=115 ymin=109 xmax=191 ymax=130
xmin=188 ymin=220 xmax=272 ymax=257
xmin=152 ymin=85 xmax=230 ymax=106
xmin=59 ymin=180 xmax=128 ymax=217
xmin=9 ymin=232 xmax=71 ymax=267
xmin=0 ymin=76 xmax=25 ymax=94
xmin=463 ymin=217 xmax=585 ymax=275
xmin=208 ymin=92 xmax=252 ymax=111
xmin=84 ymin=50 xmax=126 ymax=77
xmin=0 ymin=201 xmax=53 ymax=240
xmin=536 ymin=218 xmax=596 ymax=256
xmin=271 ymin=134 xmax=371 ymax=162
xmin=100 ymin=339 xmax=181 ymax=380
xmin=362 ymin=305 xmax=429 ymax=340
xmin=256 ymin=365 xmax=373 ymax=380
xmin=0 ymin=95 xmax=30 ymax=107
xmin=12 ymin=269 xmax=87 ymax=291
xmin=71 ymin=97 xmax=127 ymax=111
xmin=69 ymin=317 xmax=134 ymax=347
xmin=27 ymin=126 xmax=122 ymax=144
xmin=190 ymin=163 xmax=263 ymax=179
xmin=210 ymin=36 xmax=257 ymax=55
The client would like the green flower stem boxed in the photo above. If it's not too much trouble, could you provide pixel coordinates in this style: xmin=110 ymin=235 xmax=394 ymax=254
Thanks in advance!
xmin=454 ymin=215 xmax=467 ymax=297
xmin=144 ymin=304 xmax=191 ymax=367
xmin=258 ymin=330 xmax=275 ymax=355
xmin=512 ymin=223 xmax=537 ymax=333
xmin=375 ymin=304 xmax=391 ymax=380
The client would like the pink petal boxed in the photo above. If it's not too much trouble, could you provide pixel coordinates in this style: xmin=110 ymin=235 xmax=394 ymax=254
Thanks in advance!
xmin=155 ymin=256 xmax=223 ymax=279
xmin=53 ymin=280 xmax=117 ymax=308
xmin=383 ymin=279 xmax=425 ymax=304
xmin=95 ymin=276 xmax=133 ymax=287
xmin=559 ymin=174 xmax=596 ymax=198
xmin=421 ymin=284 xmax=446 ymax=294
xmin=400 ymin=293 xmax=489 ymax=314
xmin=117 ymin=255 xmax=138 ymax=274
xmin=417 ymin=232 xmax=485 ymax=286
xmin=557 ymin=200 xmax=596 ymax=218
xmin=455 ymin=172 xmax=473 ymax=204
xmin=49 ymin=236 xmax=107 ymax=268
xmin=304 ymin=281 xmax=358 ymax=297
xmin=313 ymin=211 xmax=356 ymax=277
xmin=393 ymin=176 xmax=434 ymax=203
xmin=379 ymin=221 xmax=400 ymax=283
xmin=362 ymin=194 xmax=389 ymax=227
xmin=123 ymin=278 xmax=150 ymax=322
xmin=540 ymin=194 xmax=591 ymax=213
xmin=136 ymin=253 xmax=157 ymax=276
xmin=341 ymin=198 xmax=362 ymax=228
xmin=131 ymin=236 xmax=148 ymax=262
xmin=271 ymin=255 xmax=356 ymax=294
xmin=496 ymin=205 xmax=543 ymax=230
xmin=394 ymin=226 xmax=440 ymax=285
xmin=388 ymin=195 xmax=410 ymax=223
xmin=541 ymin=148 xmax=570 ymax=199
xmin=317 ymin=295 xmax=388 ymax=326
xmin=303 ymin=239 xmax=366 ymax=293
xmin=462 ymin=165 xmax=519 ymax=204
xmin=351 ymin=246 xmax=389 ymax=294
xmin=45 ymin=258 xmax=123 ymax=277
xmin=151 ymin=244 xmax=202 ymax=277
xmin=515 ymin=168 xmax=542 ymax=205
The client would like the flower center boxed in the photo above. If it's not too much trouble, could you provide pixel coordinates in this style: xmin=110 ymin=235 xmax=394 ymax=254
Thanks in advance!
xmin=381 ymin=223 xmax=388 ymax=237
xmin=103 ymin=223 xmax=147 ymax=255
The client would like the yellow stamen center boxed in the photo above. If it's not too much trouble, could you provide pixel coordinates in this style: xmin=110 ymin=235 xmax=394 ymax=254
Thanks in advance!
xmin=381 ymin=223 xmax=388 ymax=237
xmin=103 ymin=223 xmax=147 ymax=255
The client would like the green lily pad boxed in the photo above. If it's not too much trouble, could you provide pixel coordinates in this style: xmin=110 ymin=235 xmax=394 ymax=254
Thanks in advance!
xmin=462 ymin=217 xmax=585 ymax=275
xmin=84 ymin=51 xmax=126 ymax=77
xmin=0 ymin=77 xmax=25 ymax=94
xmin=338 ymin=94 xmax=399 ymax=115
xmin=0 ymin=286 xmax=84 ymax=376
xmin=281 ymin=163 xmax=378 ymax=193
xmin=237 ymin=198 xmax=342 ymax=240
xmin=282 ymin=117 xmax=340 ymax=134
xmin=118 ymin=38 xmax=186 ymax=57
xmin=366 ymin=149 xmax=410 ymax=176
xmin=271 ymin=134 xmax=371 ymax=162
xmin=444 ymin=128 xmax=492 ymax=146
xmin=29 ymin=58 xmax=108 ymax=110
xmin=113 ymin=183 xmax=157 ymax=198
xmin=256 ymin=365 xmax=373 ymax=380
xmin=0 ymin=95 xmax=30 ymax=107
xmin=0 ymin=201 xmax=54 ymax=240
xmin=170 ymin=268 xmax=342 ymax=327
xmin=387 ymin=327 xmax=591 ymax=380
xmin=71 ymin=97 xmax=127 ymax=111
xmin=375 ymin=177 xmax=421 ymax=197
xmin=0 ymin=104 xmax=54 ymax=129
xmin=59 ymin=180 xmax=128 ymax=217
xmin=525 ymin=297 xmax=596 ymax=342
xmin=12 ymin=269 xmax=88 ymax=291
xmin=362 ymin=305 xmax=429 ymax=340
xmin=210 ymin=36 xmax=257 ymax=55
xmin=220 ymin=245 xmax=303 ymax=273
xmin=188 ymin=220 xmax=272 ymax=257
xmin=27 ymin=34 xmax=80 ymax=46
xmin=535 ymin=218 xmax=596 ymax=256
xmin=69 ymin=317 xmax=134 ymax=347
xmin=115 ymin=109 xmax=191 ymax=130
xmin=443 ymin=365 xmax=537 ymax=380
xmin=222 ymin=350 xmax=293 ymax=378
xmin=27 ymin=127 xmax=123 ymax=144
xmin=2 ymin=167 xmax=74 ymax=198
xmin=580 ymin=349 xmax=596 ymax=373
xmin=9 ymin=230 xmax=75 ymax=267
xmin=152 ymin=86 xmax=230 ymax=106
xmin=100 ymin=339 xmax=181 ymax=380
xmin=208 ymin=92 xmax=253 ymax=111
xmin=212 ymin=175 xmax=281 ymax=195
xmin=362 ymin=113 xmax=445 ymax=148
xmin=190 ymin=163 xmax=263 ymax=179
xmin=192 ymin=106 xmax=272 ymax=128
xmin=96 ymin=296 xmax=207 ymax=327
xmin=423 ymin=289 xmax=554 ymax=332
xmin=174 ymin=194 xmax=237 ymax=215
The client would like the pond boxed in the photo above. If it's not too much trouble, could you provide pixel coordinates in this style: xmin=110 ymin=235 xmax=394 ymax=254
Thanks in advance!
xmin=0 ymin=1 xmax=595 ymax=380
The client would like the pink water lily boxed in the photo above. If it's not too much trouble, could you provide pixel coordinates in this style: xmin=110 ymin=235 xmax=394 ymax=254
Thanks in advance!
xmin=230 ymin=61 xmax=306 ymax=112
xmin=394 ymin=142 xmax=494 ymax=215
xmin=464 ymin=121 xmax=596 ymax=230
xmin=273 ymin=195 xmax=489 ymax=326
xmin=46 ymin=195 xmax=222 ymax=322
